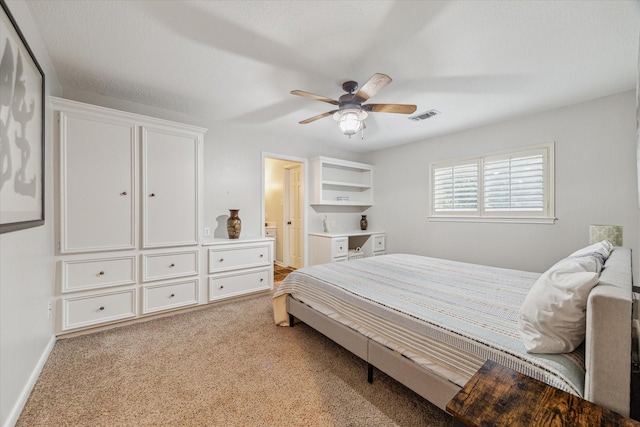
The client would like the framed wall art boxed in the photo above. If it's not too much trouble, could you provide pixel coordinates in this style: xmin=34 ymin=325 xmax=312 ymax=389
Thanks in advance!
xmin=0 ymin=0 xmax=45 ymax=233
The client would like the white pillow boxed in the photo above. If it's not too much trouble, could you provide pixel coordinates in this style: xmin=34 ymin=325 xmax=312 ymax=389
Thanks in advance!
xmin=519 ymin=255 xmax=600 ymax=353
xmin=570 ymin=240 xmax=613 ymax=261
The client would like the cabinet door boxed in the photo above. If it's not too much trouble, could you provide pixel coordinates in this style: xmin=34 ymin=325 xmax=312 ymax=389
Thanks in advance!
xmin=60 ymin=112 xmax=136 ymax=253
xmin=142 ymin=126 xmax=200 ymax=248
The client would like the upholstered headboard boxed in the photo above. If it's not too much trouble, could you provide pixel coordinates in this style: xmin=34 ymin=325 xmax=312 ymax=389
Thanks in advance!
xmin=584 ymin=246 xmax=633 ymax=416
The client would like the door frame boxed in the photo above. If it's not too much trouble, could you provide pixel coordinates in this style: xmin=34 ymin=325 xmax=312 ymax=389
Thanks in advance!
xmin=261 ymin=152 xmax=308 ymax=268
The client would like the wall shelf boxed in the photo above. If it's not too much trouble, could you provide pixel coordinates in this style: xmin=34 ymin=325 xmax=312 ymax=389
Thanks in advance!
xmin=310 ymin=156 xmax=373 ymax=207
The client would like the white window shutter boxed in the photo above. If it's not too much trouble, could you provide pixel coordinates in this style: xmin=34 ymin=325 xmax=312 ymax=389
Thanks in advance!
xmin=429 ymin=143 xmax=554 ymax=223
xmin=433 ymin=162 xmax=478 ymax=212
xmin=484 ymin=153 xmax=545 ymax=213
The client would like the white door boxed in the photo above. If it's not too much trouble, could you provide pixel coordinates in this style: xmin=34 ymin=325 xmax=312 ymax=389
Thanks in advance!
xmin=287 ymin=165 xmax=303 ymax=268
xmin=142 ymin=126 xmax=199 ymax=248
xmin=60 ymin=112 xmax=136 ymax=253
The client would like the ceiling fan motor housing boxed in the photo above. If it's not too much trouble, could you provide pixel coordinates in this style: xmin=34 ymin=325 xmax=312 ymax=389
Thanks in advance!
xmin=338 ymin=93 xmax=363 ymax=110
xmin=342 ymin=80 xmax=359 ymax=93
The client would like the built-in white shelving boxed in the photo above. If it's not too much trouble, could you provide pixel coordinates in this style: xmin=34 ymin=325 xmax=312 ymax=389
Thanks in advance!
xmin=310 ymin=156 xmax=373 ymax=207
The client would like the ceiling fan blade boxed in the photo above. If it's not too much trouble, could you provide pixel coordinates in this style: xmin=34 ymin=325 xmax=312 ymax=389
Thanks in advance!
xmin=299 ymin=110 xmax=338 ymax=124
xmin=364 ymin=104 xmax=417 ymax=114
xmin=355 ymin=73 xmax=392 ymax=101
xmin=291 ymin=90 xmax=339 ymax=105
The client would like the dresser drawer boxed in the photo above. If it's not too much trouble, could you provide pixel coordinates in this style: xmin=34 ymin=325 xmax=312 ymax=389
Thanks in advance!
xmin=62 ymin=288 xmax=136 ymax=331
xmin=62 ymin=256 xmax=136 ymax=293
xmin=208 ymin=244 xmax=271 ymax=273
xmin=332 ymin=237 xmax=348 ymax=258
xmin=142 ymin=250 xmax=198 ymax=282
xmin=373 ymin=234 xmax=386 ymax=252
xmin=142 ymin=279 xmax=199 ymax=314
xmin=209 ymin=268 xmax=270 ymax=301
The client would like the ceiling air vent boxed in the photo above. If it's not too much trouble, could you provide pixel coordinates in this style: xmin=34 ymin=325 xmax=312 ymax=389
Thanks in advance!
xmin=409 ymin=109 xmax=440 ymax=122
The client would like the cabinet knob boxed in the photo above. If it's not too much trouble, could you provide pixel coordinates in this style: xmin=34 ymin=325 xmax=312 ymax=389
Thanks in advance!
xmin=219 ymin=258 xmax=224 ymax=262
xmin=259 ymin=254 xmax=264 ymax=258
xmin=99 ymin=306 xmax=105 ymax=311
xmin=219 ymin=285 xmax=224 ymax=289
xmin=120 ymin=191 xmax=127 ymax=196
xmin=339 ymin=246 xmax=343 ymax=250
xmin=260 ymin=278 xmax=264 ymax=282
xmin=98 ymin=271 xmax=105 ymax=276
xmin=149 ymin=193 xmax=156 ymax=197
xmin=170 ymin=293 xmax=175 ymax=298
xmin=169 ymin=263 xmax=175 ymax=267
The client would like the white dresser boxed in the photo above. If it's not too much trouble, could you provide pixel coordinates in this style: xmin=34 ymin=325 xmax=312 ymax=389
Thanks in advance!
xmin=204 ymin=238 xmax=274 ymax=301
xmin=53 ymin=97 xmax=205 ymax=334
xmin=308 ymin=231 xmax=386 ymax=265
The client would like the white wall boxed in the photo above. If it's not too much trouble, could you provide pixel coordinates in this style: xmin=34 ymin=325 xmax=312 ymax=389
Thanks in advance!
xmin=0 ymin=1 xmax=62 ymax=426
xmin=365 ymin=90 xmax=639 ymax=275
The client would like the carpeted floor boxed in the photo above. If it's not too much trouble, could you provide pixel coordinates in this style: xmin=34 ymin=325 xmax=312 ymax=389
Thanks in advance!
xmin=17 ymin=293 xmax=451 ymax=426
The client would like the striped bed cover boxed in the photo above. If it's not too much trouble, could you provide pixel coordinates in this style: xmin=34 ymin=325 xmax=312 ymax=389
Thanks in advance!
xmin=273 ymin=253 xmax=586 ymax=396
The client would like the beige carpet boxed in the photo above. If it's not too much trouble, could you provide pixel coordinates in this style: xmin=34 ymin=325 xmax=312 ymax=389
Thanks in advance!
xmin=17 ymin=293 xmax=451 ymax=426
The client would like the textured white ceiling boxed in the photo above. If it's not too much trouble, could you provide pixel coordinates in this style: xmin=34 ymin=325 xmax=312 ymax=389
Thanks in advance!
xmin=26 ymin=0 xmax=640 ymax=152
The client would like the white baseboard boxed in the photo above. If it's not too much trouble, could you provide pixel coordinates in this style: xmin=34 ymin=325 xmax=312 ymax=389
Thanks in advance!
xmin=3 ymin=335 xmax=56 ymax=427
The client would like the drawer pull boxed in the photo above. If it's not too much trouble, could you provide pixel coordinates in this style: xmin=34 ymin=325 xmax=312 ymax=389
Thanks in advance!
xmin=219 ymin=258 xmax=224 ymax=262
xmin=149 ymin=193 xmax=156 ymax=197
xmin=99 ymin=306 xmax=105 ymax=311
xmin=98 ymin=271 xmax=105 ymax=276
xmin=169 ymin=263 xmax=175 ymax=267
xmin=260 ymin=278 xmax=264 ymax=282
xmin=170 ymin=293 xmax=175 ymax=298
xmin=219 ymin=285 xmax=224 ymax=289
xmin=120 ymin=191 xmax=127 ymax=196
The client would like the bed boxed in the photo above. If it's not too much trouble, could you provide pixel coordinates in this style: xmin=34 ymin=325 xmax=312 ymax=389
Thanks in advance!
xmin=272 ymin=244 xmax=633 ymax=416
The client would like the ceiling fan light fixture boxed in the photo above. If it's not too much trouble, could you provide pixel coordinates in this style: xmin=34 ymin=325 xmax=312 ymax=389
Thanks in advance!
xmin=333 ymin=108 xmax=368 ymax=137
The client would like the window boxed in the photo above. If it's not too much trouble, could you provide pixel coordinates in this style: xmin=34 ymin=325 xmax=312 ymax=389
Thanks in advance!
xmin=429 ymin=143 xmax=555 ymax=223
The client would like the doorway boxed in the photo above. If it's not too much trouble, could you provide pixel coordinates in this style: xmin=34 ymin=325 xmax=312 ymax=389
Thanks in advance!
xmin=263 ymin=155 xmax=306 ymax=269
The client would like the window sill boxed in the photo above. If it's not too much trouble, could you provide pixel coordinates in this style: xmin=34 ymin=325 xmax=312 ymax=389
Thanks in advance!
xmin=427 ymin=216 xmax=557 ymax=224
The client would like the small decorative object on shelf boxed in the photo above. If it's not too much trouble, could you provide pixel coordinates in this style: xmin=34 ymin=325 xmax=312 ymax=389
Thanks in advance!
xmin=337 ymin=196 xmax=349 ymax=202
xmin=227 ymin=209 xmax=242 ymax=239
xmin=323 ymin=215 xmax=330 ymax=233
xmin=360 ymin=215 xmax=368 ymax=230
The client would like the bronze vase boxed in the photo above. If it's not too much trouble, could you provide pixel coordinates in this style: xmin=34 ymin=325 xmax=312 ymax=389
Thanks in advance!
xmin=227 ymin=209 xmax=242 ymax=239
xmin=360 ymin=215 xmax=368 ymax=231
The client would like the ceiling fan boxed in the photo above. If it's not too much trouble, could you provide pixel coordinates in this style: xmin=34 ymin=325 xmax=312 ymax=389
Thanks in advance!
xmin=291 ymin=73 xmax=417 ymax=138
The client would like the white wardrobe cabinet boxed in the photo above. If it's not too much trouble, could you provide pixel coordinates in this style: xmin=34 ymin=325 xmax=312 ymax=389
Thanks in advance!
xmin=58 ymin=109 xmax=137 ymax=253
xmin=53 ymin=97 xmax=206 ymax=334
xmin=142 ymin=125 xmax=199 ymax=248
